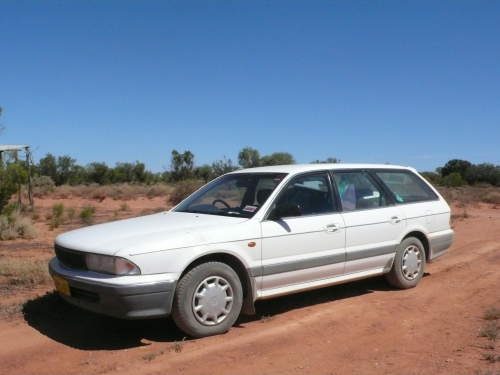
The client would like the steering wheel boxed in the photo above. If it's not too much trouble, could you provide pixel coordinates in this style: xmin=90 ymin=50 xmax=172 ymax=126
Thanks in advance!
xmin=212 ymin=199 xmax=231 ymax=209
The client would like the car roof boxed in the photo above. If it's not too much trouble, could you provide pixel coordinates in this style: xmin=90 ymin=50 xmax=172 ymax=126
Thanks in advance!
xmin=230 ymin=163 xmax=416 ymax=175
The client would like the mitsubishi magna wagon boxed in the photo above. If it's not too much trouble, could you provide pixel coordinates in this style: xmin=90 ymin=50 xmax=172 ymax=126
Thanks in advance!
xmin=50 ymin=164 xmax=454 ymax=337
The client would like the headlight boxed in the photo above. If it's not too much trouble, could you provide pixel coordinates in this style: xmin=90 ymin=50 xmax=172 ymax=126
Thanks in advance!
xmin=85 ymin=254 xmax=141 ymax=275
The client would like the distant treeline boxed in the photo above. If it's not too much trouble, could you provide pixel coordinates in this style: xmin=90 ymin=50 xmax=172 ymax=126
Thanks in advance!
xmin=3 ymin=144 xmax=499 ymax=189
xmin=30 ymin=147 xmax=324 ymax=186
xmin=421 ymin=159 xmax=500 ymax=187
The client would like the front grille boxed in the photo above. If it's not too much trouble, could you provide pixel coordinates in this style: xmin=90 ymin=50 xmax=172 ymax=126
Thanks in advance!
xmin=70 ymin=287 xmax=99 ymax=303
xmin=55 ymin=244 xmax=88 ymax=270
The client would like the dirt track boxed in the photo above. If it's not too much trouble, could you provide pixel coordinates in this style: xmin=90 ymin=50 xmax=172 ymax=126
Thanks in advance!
xmin=1 ymin=206 xmax=499 ymax=375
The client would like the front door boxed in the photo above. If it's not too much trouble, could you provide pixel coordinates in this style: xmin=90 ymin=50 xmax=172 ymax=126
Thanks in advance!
xmin=260 ymin=172 xmax=346 ymax=294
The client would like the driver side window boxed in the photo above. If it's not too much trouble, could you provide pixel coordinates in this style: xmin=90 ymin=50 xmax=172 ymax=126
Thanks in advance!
xmin=271 ymin=173 xmax=335 ymax=217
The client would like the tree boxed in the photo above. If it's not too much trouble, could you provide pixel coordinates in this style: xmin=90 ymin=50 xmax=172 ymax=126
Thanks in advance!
xmin=441 ymin=159 xmax=472 ymax=179
xmin=0 ymin=166 xmax=17 ymax=213
xmin=56 ymin=155 xmax=77 ymax=185
xmin=38 ymin=154 xmax=58 ymax=182
xmin=238 ymin=147 xmax=260 ymax=168
xmin=194 ymin=164 xmax=214 ymax=182
xmin=260 ymin=152 xmax=295 ymax=166
xmin=170 ymin=150 xmax=195 ymax=181
xmin=87 ymin=162 xmax=110 ymax=184
xmin=420 ymin=171 xmax=442 ymax=185
xmin=464 ymin=163 xmax=500 ymax=186
xmin=67 ymin=165 xmax=88 ymax=185
xmin=211 ymin=157 xmax=238 ymax=178
xmin=0 ymin=162 xmax=28 ymax=213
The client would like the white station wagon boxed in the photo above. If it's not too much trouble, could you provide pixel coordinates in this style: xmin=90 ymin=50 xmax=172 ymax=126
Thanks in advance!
xmin=50 ymin=164 xmax=454 ymax=337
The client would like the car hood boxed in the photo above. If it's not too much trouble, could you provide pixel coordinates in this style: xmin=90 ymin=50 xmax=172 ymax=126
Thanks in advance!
xmin=55 ymin=211 xmax=249 ymax=256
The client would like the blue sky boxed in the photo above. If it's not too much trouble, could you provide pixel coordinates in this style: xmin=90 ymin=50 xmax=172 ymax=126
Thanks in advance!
xmin=1 ymin=0 xmax=499 ymax=172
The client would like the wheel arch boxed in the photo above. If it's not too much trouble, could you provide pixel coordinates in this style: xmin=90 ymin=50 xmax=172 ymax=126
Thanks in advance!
xmin=179 ymin=252 xmax=256 ymax=315
xmin=402 ymin=230 xmax=430 ymax=262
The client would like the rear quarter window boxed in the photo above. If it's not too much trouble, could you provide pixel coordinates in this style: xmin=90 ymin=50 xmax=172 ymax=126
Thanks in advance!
xmin=375 ymin=171 xmax=437 ymax=203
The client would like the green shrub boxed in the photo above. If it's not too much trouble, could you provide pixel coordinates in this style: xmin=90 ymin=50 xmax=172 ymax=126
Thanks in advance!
xmin=79 ymin=206 xmax=95 ymax=225
xmin=442 ymin=172 xmax=466 ymax=187
xmin=420 ymin=172 xmax=442 ymax=186
xmin=50 ymin=203 xmax=65 ymax=229
xmin=0 ymin=163 xmax=28 ymax=212
xmin=168 ymin=180 xmax=204 ymax=205
xmin=1 ymin=202 xmax=19 ymax=217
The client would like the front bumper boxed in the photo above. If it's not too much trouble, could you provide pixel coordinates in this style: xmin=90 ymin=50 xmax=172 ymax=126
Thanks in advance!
xmin=48 ymin=258 xmax=177 ymax=319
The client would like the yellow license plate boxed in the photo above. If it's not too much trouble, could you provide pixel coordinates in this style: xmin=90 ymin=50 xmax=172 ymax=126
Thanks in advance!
xmin=52 ymin=275 xmax=71 ymax=296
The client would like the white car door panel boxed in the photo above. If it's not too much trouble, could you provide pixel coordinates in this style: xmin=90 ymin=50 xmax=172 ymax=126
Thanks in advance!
xmin=258 ymin=172 xmax=346 ymax=292
xmin=261 ymin=214 xmax=346 ymax=290
xmin=342 ymin=206 xmax=406 ymax=274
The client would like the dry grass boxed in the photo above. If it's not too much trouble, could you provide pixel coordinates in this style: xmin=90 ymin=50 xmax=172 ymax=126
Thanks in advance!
xmin=170 ymin=338 xmax=186 ymax=353
xmin=0 ymin=258 xmax=52 ymax=287
xmin=438 ymin=185 xmax=500 ymax=207
xmin=0 ymin=302 xmax=23 ymax=319
xmin=484 ymin=307 xmax=500 ymax=321
xmin=142 ymin=350 xmax=165 ymax=361
xmin=168 ymin=180 xmax=204 ymax=205
xmin=482 ymin=353 xmax=500 ymax=363
xmin=46 ymin=183 xmax=174 ymax=201
xmin=0 ymin=213 xmax=37 ymax=240
xmin=479 ymin=322 xmax=500 ymax=341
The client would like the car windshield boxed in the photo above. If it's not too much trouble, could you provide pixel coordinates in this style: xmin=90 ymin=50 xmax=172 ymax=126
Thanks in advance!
xmin=175 ymin=173 xmax=287 ymax=218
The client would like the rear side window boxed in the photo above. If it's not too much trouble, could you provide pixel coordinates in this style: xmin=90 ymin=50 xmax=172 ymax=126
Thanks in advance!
xmin=375 ymin=171 xmax=437 ymax=203
xmin=333 ymin=171 xmax=388 ymax=211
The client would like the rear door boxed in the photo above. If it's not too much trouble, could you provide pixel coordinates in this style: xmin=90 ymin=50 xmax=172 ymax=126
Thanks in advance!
xmin=332 ymin=170 xmax=406 ymax=274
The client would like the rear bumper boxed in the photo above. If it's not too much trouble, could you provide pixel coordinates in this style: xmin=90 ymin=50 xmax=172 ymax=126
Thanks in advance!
xmin=428 ymin=229 xmax=454 ymax=262
xmin=48 ymin=258 xmax=177 ymax=319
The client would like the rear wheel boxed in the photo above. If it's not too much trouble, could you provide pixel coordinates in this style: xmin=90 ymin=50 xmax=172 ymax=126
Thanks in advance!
xmin=385 ymin=237 xmax=425 ymax=289
xmin=172 ymin=262 xmax=243 ymax=338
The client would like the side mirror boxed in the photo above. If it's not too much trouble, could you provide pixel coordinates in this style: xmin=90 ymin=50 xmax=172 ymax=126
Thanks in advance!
xmin=270 ymin=203 xmax=302 ymax=220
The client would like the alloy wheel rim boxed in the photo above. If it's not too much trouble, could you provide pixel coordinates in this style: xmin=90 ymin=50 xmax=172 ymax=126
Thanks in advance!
xmin=192 ymin=276 xmax=234 ymax=326
xmin=401 ymin=245 xmax=422 ymax=280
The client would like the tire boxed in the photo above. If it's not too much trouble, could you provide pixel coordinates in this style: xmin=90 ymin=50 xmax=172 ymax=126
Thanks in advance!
xmin=172 ymin=262 xmax=243 ymax=338
xmin=385 ymin=237 xmax=426 ymax=289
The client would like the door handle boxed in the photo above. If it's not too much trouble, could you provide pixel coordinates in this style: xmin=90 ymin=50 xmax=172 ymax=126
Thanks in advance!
xmin=390 ymin=216 xmax=402 ymax=224
xmin=325 ymin=224 xmax=339 ymax=232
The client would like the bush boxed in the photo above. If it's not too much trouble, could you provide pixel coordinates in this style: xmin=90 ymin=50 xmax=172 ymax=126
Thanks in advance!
xmin=0 ymin=212 xmax=37 ymax=240
xmin=442 ymin=172 xmax=466 ymax=187
xmin=79 ymin=206 xmax=95 ymax=225
xmin=32 ymin=175 xmax=56 ymax=197
xmin=168 ymin=180 xmax=204 ymax=205
xmin=420 ymin=172 xmax=442 ymax=186
xmin=50 ymin=203 xmax=65 ymax=229
xmin=0 ymin=166 xmax=19 ymax=214
xmin=146 ymin=184 xmax=173 ymax=199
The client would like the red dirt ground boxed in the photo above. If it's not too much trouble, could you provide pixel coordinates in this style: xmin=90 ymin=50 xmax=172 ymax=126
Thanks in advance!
xmin=0 ymin=199 xmax=499 ymax=375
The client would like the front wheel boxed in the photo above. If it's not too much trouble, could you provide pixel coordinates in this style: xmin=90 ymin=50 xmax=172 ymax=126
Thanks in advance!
xmin=172 ymin=262 xmax=243 ymax=338
xmin=385 ymin=237 xmax=426 ymax=289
